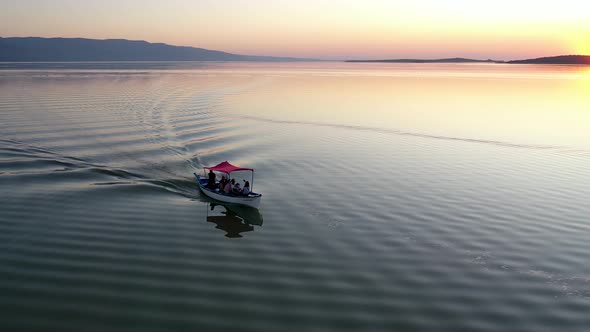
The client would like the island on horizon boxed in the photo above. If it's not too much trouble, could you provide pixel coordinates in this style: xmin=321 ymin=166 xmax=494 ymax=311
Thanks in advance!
xmin=346 ymin=58 xmax=500 ymax=64
xmin=346 ymin=55 xmax=590 ymax=65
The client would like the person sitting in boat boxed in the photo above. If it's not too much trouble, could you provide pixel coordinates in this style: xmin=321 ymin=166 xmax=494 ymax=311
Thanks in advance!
xmin=218 ymin=175 xmax=227 ymax=191
xmin=233 ymin=181 xmax=242 ymax=194
xmin=207 ymin=170 xmax=216 ymax=189
xmin=228 ymin=178 xmax=237 ymax=193
xmin=223 ymin=179 xmax=233 ymax=194
xmin=242 ymin=180 xmax=251 ymax=195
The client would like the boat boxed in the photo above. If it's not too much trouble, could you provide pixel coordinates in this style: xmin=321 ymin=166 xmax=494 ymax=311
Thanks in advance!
xmin=194 ymin=161 xmax=262 ymax=208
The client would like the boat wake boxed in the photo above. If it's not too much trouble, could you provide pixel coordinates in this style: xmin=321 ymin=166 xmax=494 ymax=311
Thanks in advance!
xmin=237 ymin=115 xmax=590 ymax=157
xmin=0 ymin=137 xmax=202 ymax=199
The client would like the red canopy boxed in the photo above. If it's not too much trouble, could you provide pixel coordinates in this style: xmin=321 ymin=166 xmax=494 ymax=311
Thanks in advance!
xmin=205 ymin=161 xmax=253 ymax=174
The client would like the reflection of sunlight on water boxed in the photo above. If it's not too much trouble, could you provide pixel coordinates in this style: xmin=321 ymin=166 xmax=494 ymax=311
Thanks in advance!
xmin=229 ymin=64 xmax=590 ymax=149
xmin=580 ymin=73 xmax=590 ymax=95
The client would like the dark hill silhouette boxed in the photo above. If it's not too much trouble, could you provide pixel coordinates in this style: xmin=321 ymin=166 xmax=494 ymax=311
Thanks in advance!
xmin=507 ymin=55 xmax=590 ymax=64
xmin=0 ymin=37 xmax=312 ymax=62
xmin=347 ymin=55 xmax=590 ymax=65
xmin=346 ymin=58 xmax=499 ymax=63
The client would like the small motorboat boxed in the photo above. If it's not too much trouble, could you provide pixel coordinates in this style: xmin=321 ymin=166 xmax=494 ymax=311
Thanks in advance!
xmin=195 ymin=161 xmax=262 ymax=209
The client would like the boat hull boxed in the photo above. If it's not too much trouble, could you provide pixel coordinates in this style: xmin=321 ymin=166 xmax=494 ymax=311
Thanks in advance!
xmin=195 ymin=173 xmax=261 ymax=209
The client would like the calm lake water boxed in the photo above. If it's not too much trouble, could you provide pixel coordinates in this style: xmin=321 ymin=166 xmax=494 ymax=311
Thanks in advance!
xmin=1 ymin=62 xmax=590 ymax=331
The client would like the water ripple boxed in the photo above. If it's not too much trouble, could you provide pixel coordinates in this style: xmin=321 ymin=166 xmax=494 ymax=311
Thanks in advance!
xmin=2 ymin=64 xmax=590 ymax=332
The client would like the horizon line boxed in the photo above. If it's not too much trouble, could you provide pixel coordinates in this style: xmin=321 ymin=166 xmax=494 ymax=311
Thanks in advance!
xmin=1 ymin=36 xmax=588 ymax=62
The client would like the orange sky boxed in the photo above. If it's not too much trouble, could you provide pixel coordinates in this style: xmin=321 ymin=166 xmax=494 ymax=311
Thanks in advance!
xmin=1 ymin=0 xmax=588 ymax=59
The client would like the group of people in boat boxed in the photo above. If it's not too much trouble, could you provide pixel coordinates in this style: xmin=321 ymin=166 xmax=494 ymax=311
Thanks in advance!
xmin=207 ymin=170 xmax=251 ymax=195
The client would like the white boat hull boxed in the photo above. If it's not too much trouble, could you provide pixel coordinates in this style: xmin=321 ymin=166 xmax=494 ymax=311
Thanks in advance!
xmin=195 ymin=173 xmax=261 ymax=209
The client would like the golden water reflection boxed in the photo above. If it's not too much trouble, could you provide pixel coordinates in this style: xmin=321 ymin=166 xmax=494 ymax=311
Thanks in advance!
xmin=227 ymin=63 xmax=590 ymax=149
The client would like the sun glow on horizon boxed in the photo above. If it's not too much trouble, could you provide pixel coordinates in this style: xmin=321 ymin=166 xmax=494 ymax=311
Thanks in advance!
xmin=575 ymin=42 xmax=590 ymax=56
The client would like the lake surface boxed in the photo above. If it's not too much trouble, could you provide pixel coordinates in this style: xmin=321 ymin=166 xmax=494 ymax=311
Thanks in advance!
xmin=1 ymin=62 xmax=590 ymax=331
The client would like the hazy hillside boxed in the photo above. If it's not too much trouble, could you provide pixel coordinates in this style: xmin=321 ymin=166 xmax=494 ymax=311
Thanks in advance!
xmin=507 ymin=55 xmax=590 ymax=64
xmin=0 ymin=37 xmax=309 ymax=62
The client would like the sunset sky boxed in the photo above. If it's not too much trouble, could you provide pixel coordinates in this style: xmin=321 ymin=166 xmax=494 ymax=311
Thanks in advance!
xmin=1 ymin=0 xmax=589 ymax=60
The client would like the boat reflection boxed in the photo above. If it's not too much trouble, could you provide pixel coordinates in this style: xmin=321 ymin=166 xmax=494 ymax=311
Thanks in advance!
xmin=206 ymin=203 xmax=263 ymax=238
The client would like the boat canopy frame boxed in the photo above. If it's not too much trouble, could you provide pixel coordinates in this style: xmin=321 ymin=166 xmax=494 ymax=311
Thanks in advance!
xmin=203 ymin=161 xmax=255 ymax=191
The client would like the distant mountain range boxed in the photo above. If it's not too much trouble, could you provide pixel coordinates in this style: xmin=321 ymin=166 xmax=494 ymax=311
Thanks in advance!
xmin=0 ymin=37 xmax=312 ymax=62
xmin=1 ymin=37 xmax=589 ymax=65
xmin=346 ymin=55 xmax=590 ymax=65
